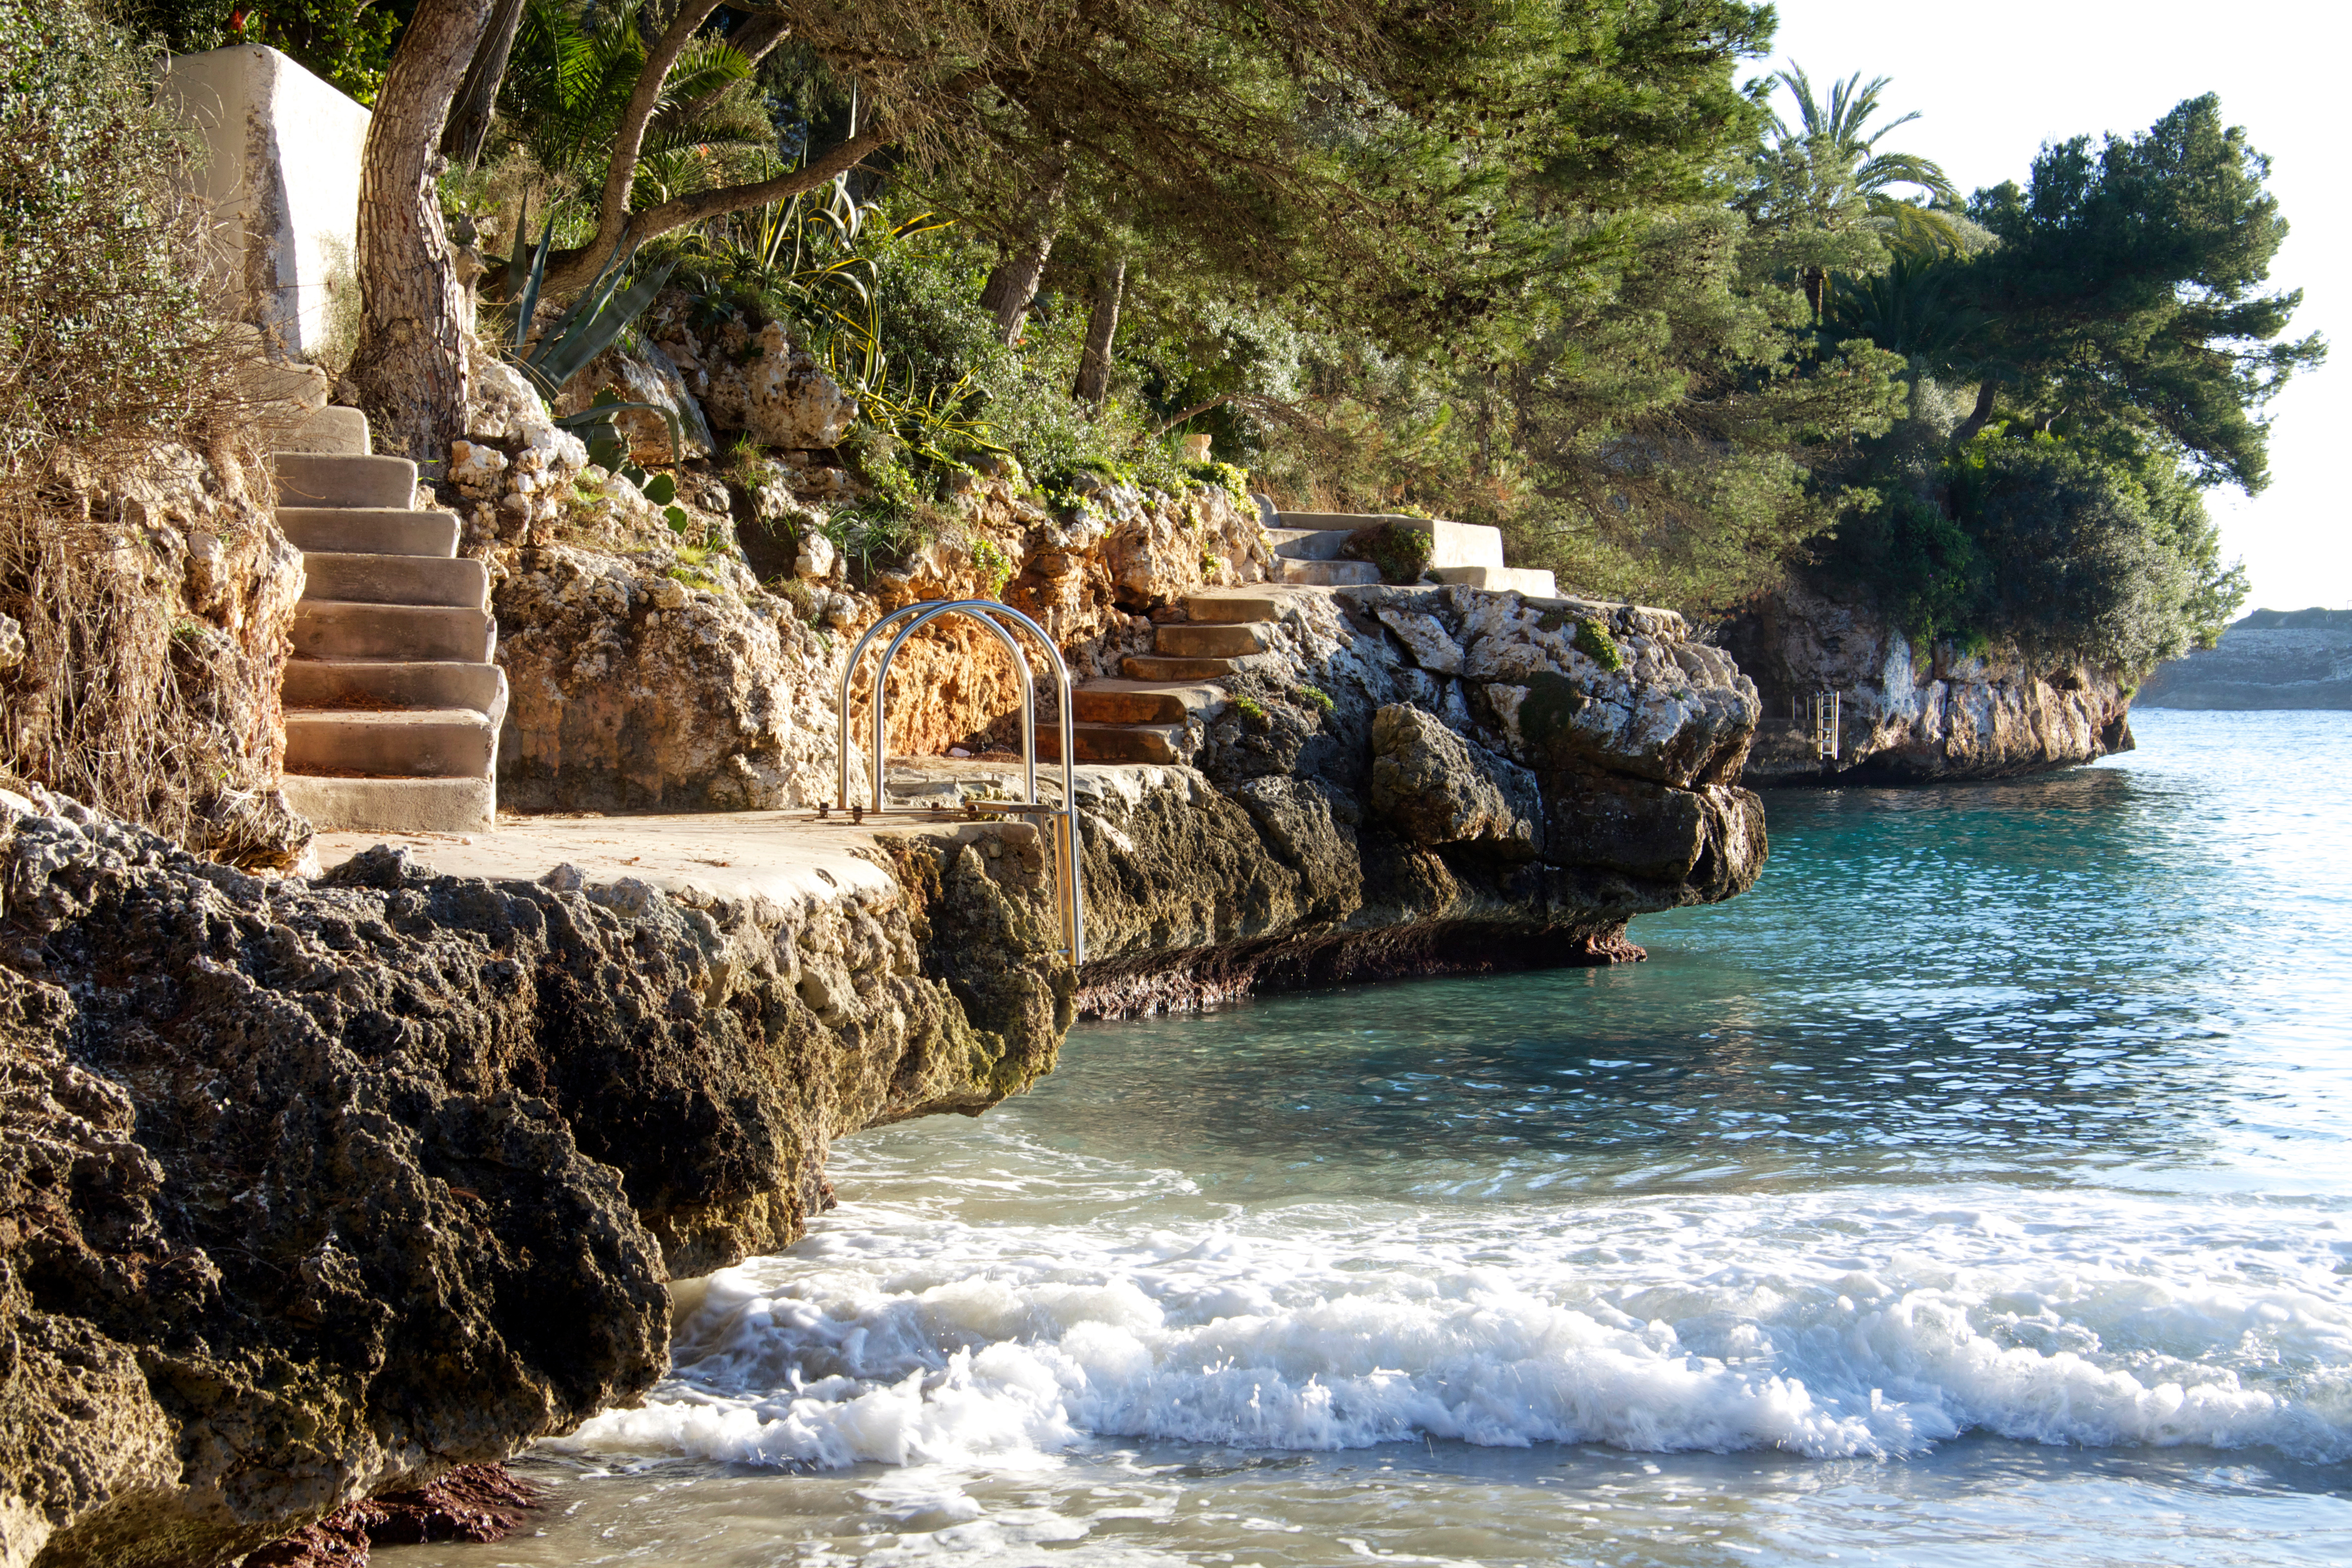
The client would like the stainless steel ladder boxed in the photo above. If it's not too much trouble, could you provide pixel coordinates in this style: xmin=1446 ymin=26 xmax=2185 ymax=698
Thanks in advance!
xmin=834 ymin=599 xmax=1085 ymax=964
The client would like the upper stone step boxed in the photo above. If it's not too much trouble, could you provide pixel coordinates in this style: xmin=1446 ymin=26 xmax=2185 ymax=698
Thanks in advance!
xmin=1184 ymin=592 xmax=1284 ymax=624
xmin=1072 ymin=680 xmax=1227 ymax=726
xmin=1156 ymin=622 xmax=1265 ymax=658
xmin=275 ymin=452 xmax=417 ymax=510
xmin=1431 ymin=564 xmax=1559 ymax=597
xmin=284 ymin=708 xmax=496 ymax=779
xmin=283 ymin=659 xmax=508 ymax=721
xmin=294 ymin=601 xmax=495 ymax=663
xmin=1124 ymin=654 xmax=1241 ymax=682
xmin=300 ymin=552 xmax=490 ymax=610
xmin=1267 ymin=513 xmax=1506 ymax=572
xmin=278 ymin=507 xmax=461 ymax=558
xmin=1279 ymin=558 xmax=1380 ymax=587
xmin=273 ymin=406 xmax=372 ymax=456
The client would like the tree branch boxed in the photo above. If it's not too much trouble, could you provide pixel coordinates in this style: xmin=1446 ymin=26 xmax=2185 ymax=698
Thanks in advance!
xmin=591 ymin=0 xmax=726 ymax=264
xmin=537 ymin=125 xmax=894 ymax=293
xmin=1144 ymin=394 xmax=1231 ymax=440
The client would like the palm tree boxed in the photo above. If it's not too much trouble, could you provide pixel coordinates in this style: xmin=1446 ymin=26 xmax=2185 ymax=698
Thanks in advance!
xmin=1756 ymin=65 xmax=1970 ymax=316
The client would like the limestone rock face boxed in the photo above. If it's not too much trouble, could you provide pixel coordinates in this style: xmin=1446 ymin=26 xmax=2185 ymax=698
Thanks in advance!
xmin=494 ymin=545 xmax=853 ymax=812
xmin=1369 ymin=704 xmax=1542 ymax=857
xmin=0 ymin=786 xmax=1063 ymax=1568
xmin=647 ymin=316 xmax=856 ymax=450
xmin=1071 ymin=584 xmax=1767 ymax=1015
xmin=1722 ymin=580 xmax=2133 ymax=784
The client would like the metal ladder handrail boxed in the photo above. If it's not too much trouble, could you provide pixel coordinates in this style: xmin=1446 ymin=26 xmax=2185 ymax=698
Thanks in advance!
xmin=834 ymin=598 xmax=1084 ymax=964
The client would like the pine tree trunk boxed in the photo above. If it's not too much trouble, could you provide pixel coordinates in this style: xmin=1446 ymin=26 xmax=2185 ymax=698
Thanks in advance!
xmin=349 ymin=0 xmax=493 ymax=461
xmin=1072 ymin=254 xmax=1126 ymax=404
xmin=977 ymin=162 xmax=1068 ymax=346
xmin=441 ymin=0 xmax=526 ymax=169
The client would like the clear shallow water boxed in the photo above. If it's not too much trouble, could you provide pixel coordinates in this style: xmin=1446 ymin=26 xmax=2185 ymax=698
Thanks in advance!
xmin=394 ymin=709 xmax=2352 ymax=1565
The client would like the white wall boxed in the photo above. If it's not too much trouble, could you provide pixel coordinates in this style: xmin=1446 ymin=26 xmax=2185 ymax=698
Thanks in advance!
xmin=160 ymin=45 xmax=371 ymax=360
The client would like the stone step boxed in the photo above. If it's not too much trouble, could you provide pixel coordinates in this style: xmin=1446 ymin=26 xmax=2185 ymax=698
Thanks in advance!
xmin=283 ymin=659 xmax=508 ymax=720
xmin=1432 ymin=564 xmax=1560 ymax=596
xmin=282 ymin=775 xmax=495 ymax=834
xmin=1072 ymin=680 xmax=1226 ymax=726
xmin=1124 ymin=654 xmax=1242 ymax=681
xmin=1184 ymin=591 xmax=1284 ymax=624
xmin=274 ymin=406 xmax=372 ymax=456
xmin=284 ymin=708 xmax=496 ymax=779
xmin=300 ymin=552 xmax=489 ymax=610
xmin=274 ymin=452 xmax=417 ymax=510
xmin=1037 ymin=723 xmax=1184 ymax=765
xmin=294 ymin=601 xmax=495 ymax=662
xmin=278 ymin=507 xmax=460 ymax=558
xmin=1267 ymin=527 xmax=1350 ymax=561
xmin=1156 ymin=622 xmax=1264 ymax=658
xmin=1279 ymin=557 xmax=1380 ymax=586
xmin=1268 ymin=513 xmax=1506 ymax=571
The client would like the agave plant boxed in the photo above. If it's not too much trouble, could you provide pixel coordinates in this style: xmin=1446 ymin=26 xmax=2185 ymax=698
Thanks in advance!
xmin=498 ymin=197 xmax=682 ymax=466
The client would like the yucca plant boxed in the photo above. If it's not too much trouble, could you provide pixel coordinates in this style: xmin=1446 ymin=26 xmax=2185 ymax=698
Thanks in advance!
xmin=497 ymin=197 xmax=683 ymax=466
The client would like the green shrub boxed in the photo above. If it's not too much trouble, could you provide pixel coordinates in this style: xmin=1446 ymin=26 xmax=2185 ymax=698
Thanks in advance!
xmin=1340 ymin=521 xmax=1434 ymax=585
xmin=1296 ymin=684 xmax=1335 ymax=714
xmin=1231 ymin=694 xmax=1272 ymax=732
xmin=1573 ymin=618 xmax=1626 ymax=672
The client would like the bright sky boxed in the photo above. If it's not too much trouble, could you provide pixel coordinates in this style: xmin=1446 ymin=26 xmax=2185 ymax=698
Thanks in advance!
xmin=1765 ymin=0 xmax=2350 ymax=614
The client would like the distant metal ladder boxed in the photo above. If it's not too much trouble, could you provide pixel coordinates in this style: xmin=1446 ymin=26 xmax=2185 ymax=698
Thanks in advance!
xmin=835 ymin=599 xmax=1085 ymax=964
xmin=1806 ymin=689 xmax=1842 ymax=764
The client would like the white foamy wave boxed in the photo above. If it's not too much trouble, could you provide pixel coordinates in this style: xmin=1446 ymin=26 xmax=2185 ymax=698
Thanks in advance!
xmin=557 ymin=1183 xmax=2352 ymax=1470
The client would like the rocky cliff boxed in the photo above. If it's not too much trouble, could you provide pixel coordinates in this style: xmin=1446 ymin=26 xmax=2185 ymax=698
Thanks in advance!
xmin=1071 ymin=585 xmax=1764 ymax=1012
xmin=0 ymin=786 xmax=1062 ymax=1568
xmin=2137 ymin=608 xmax=2352 ymax=710
xmin=1723 ymin=581 xmax=2133 ymax=784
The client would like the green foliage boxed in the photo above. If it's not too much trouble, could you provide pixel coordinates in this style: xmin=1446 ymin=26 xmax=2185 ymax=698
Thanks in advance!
xmin=1572 ymin=619 xmax=1626 ymax=673
xmin=1337 ymin=522 xmax=1434 ymax=586
xmin=970 ymin=537 xmax=1016 ymax=599
xmin=123 ymin=0 xmax=393 ymax=102
xmin=1959 ymin=95 xmax=2323 ymax=492
xmin=0 ymin=0 xmax=225 ymax=460
xmin=1186 ymin=460 xmax=1253 ymax=510
xmin=1230 ymin=694 xmax=1272 ymax=732
xmin=1296 ymin=684 xmax=1335 ymax=715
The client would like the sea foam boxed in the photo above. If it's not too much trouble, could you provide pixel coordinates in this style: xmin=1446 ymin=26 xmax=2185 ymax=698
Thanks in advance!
xmin=559 ymin=1178 xmax=2352 ymax=1470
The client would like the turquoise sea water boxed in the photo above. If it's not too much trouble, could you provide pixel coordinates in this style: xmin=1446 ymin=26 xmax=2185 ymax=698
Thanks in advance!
xmin=394 ymin=708 xmax=2352 ymax=1567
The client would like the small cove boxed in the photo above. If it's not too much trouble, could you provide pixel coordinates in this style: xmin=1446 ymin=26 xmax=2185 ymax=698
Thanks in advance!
xmin=391 ymin=708 xmax=2352 ymax=1565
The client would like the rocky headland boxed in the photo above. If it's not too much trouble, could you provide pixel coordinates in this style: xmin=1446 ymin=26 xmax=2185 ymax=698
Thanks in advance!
xmin=1 ymin=309 xmax=1767 ymax=1566
xmin=1723 ymin=581 xmax=2134 ymax=784
xmin=2136 ymin=607 xmax=2352 ymax=710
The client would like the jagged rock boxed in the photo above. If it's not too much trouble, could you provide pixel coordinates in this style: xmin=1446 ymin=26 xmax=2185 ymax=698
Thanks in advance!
xmin=553 ymin=341 xmax=716 ymax=466
xmin=0 ymin=785 xmax=1063 ymax=1567
xmin=1722 ymin=580 xmax=2132 ymax=782
xmin=1369 ymin=704 xmax=1542 ymax=857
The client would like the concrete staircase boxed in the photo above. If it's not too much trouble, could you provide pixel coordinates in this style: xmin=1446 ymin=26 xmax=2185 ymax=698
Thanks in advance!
xmin=274 ymin=415 xmax=508 ymax=833
xmin=1259 ymin=502 xmax=1558 ymax=596
xmin=1038 ymin=591 xmax=1280 ymax=763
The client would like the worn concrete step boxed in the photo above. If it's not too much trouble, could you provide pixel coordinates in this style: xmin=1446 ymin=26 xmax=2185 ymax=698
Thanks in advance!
xmin=282 ymin=775 xmax=494 ymax=834
xmin=273 ymin=405 xmax=371 ymax=456
xmin=1280 ymin=557 xmax=1380 ymax=586
xmin=274 ymin=452 xmax=417 ymax=510
xmin=1123 ymin=653 xmax=1241 ymax=681
xmin=1072 ymin=680 xmax=1226 ymax=726
xmin=1156 ymin=622 xmax=1265 ymax=658
xmin=1267 ymin=526 xmax=1351 ymax=561
xmin=1037 ymin=723 xmax=1184 ymax=765
xmin=285 ymin=707 xmax=495 ymax=778
xmin=1184 ymin=591 xmax=1284 ymax=624
xmin=279 ymin=507 xmax=460 ymax=558
xmin=283 ymin=659 xmax=508 ymax=720
xmin=300 ymin=552 xmax=488 ymax=610
xmin=1432 ymin=564 xmax=1560 ymax=596
xmin=294 ymin=601 xmax=495 ymax=662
